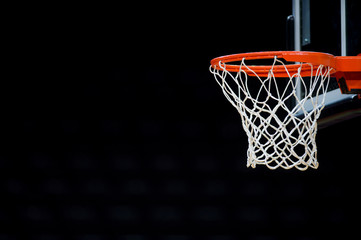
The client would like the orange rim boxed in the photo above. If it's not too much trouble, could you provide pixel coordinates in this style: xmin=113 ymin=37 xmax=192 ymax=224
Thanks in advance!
xmin=210 ymin=51 xmax=350 ymax=77
xmin=210 ymin=51 xmax=336 ymax=77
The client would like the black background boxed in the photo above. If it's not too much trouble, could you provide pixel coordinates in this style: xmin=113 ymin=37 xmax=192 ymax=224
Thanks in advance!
xmin=1 ymin=1 xmax=360 ymax=240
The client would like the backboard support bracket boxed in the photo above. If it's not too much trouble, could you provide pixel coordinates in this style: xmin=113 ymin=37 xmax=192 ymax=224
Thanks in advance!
xmin=291 ymin=0 xmax=361 ymax=129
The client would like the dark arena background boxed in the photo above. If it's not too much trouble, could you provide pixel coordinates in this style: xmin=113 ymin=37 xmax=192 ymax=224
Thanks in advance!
xmin=1 ymin=1 xmax=360 ymax=239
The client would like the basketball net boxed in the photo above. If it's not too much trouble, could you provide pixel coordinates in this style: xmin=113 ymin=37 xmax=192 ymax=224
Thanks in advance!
xmin=210 ymin=56 xmax=332 ymax=170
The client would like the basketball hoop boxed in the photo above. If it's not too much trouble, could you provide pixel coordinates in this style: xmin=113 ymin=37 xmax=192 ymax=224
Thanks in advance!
xmin=210 ymin=51 xmax=361 ymax=170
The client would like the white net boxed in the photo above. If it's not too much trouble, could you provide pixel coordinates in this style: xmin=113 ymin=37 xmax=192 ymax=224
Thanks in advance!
xmin=210 ymin=56 xmax=332 ymax=170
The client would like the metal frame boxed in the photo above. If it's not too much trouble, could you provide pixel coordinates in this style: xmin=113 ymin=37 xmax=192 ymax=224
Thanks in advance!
xmin=292 ymin=0 xmax=360 ymax=127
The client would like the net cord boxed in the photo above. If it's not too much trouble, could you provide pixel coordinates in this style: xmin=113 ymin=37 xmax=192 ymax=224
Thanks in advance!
xmin=210 ymin=56 xmax=332 ymax=170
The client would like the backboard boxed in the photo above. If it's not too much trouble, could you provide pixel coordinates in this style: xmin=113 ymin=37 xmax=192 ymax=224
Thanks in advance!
xmin=288 ymin=0 xmax=361 ymax=128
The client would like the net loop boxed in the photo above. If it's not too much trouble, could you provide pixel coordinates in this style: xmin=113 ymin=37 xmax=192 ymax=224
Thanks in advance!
xmin=210 ymin=55 xmax=332 ymax=170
